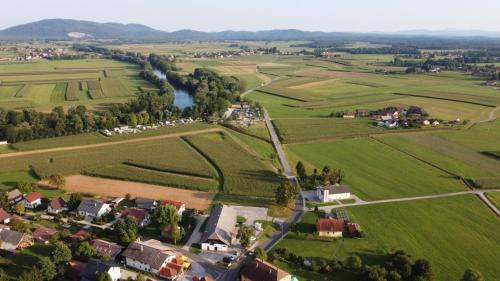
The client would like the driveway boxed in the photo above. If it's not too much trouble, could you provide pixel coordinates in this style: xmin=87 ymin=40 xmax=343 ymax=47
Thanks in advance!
xmin=231 ymin=205 xmax=270 ymax=226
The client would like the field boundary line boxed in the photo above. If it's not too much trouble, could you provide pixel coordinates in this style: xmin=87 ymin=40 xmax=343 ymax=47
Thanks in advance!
xmin=0 ymin=127 xmax=223 ymax=159
xmin=254 ymin=89 xmax=309 ymax=102
xmin=180 ymin=136 xmax=225 ymax=192
xmin=370 ymin=136 xmax=462 ymax=179
xmin=393 ymin=92 xmax=497 ymax=107
xmin=122 ymin=161 xmax=217 ymax=180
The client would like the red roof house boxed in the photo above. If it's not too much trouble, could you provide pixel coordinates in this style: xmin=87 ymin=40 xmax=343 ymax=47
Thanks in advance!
xmin=89 ymin=239 xmax=124 ymax=259
xmin=316 ymin=218 xmax=345 ymax=237
xmin=23 ymin=192 xmax=43 ymax=209
xmin=32 ymin=227 xmax=58 ymax=244
xmin=0 ymin=208 xmax=13 ymax=224
xmin=120 ymin=208 xmax=150 ymax=227
xmin=160 ymin=199 xmax=186 ymax=216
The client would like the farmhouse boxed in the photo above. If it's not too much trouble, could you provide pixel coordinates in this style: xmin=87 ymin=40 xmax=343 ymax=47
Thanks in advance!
xmin=23 ymin=192 xmax=43 ymax=209
xmin=77 ymin=200 xmax=111 ymax=218
xmin=120 ymin=208 xmax=151 ymax=227
xmin=135 ymin=198 xmax=157 ymax=210
xmin=343 ymin=112 xmax=356 ymax=119
xmin=47 ymin=197 xmax=68 ymax=214
xmin=316 ymin=218 xmax=345 ymax=238
xmin=316 ymin=185 xmax=352 ymax=202
xmin=89 ymin=239 xmax=124 ymax=259
xmin=240 ymin=259 xmax=292 ymax=281
xmin=348 ymin=223 xmax=362 ymax=237
xmin=200 ymin=205 xmax=237 ymax=252
xmin=0 ymin=208 xmax=12 ymax=224
xmin=160 ymin=200 xmax=186 ymax=217
xmin=7 ymin=189 xmax=23 ymax=204
xmin=356 ymin=109 xmax=370 ymax=117
xmin=122 ymin=239 xmax=184 ymax=279
xmin=70 ymin=229 xmax=90 ymax=243
xmin=0 ymin=229 xmax=33 ymax=252
xmin=32 ymin=227 xmax=58 ymax=244
xmin=80 ymin=259 xmax=121 ymax=281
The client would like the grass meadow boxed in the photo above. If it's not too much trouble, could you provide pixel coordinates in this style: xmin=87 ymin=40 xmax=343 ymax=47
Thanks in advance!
xmin=272 ymin=195 xmax=500 ymax=281
xmin=286 ymin=137 xmax=466 ymax=200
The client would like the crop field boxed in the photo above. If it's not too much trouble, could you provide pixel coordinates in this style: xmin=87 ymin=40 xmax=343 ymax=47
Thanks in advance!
xmin=436 ymin=120 xmax=500 ymax=152
xmin=273 ymin=195 xmax=500 ymax=281
xmin=274 ymin=118 xmax=387 ymax=143
xmin=183 ymin=132 xmax=281 ymax=205
xmin=0 ymin=58 xmax=153 ymax=111
xmin=486 ymin=192 xmax=500 ymax=209
xmin=0 ymin=136 xmax=220 ymax=193
xmin=286 ymin=137 xmax=466 ymax=200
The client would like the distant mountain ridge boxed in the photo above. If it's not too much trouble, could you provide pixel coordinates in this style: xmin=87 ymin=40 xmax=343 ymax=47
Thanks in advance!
xmin=1 ymin=19 xmax=500 ymax=41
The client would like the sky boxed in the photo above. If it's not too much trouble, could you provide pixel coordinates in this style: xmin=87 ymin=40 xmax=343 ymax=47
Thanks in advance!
xmin=1 ymin=0 xmax=499 ymax=32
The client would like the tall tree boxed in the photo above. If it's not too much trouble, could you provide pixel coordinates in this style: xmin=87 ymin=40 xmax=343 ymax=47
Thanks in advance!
xmin=75 ymin=241 xmax=96 ymax=257
xmin=295 ymin=161 xmax=307 ymax=182
xmin=37 ymin=257 xmax=56 ymax=281
xmin=48 ymin=174 xmax=65 ymax=189
xmin=412 ymin=259 xmax=433 ymax=281
xmin=275 ymin=181 xmax=299 ymax=206
xmin=153 ymin=205 xmax=180 ymax=227
xmin=115 ymin=217 xmax=138 ymax=244
xmin=68 ymin=193 xmax=83 ymax=210
xmin=254 ymin=246 xmax=267 ymax=260
xmin=52 ymin=242 xmax=72 ymax=264
xmin=98 ymin=272 xmax=112 ymax=281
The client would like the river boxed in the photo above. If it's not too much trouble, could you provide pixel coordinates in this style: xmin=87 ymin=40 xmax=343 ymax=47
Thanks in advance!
xmin=153 ymin=69 xmax=194 ymax=109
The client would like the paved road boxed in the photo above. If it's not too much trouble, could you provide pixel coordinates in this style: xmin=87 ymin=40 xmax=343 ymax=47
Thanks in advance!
xmin=218 ymin=109 xmax=305 ymax=281
xmin=240 ymin=76 xmax=280 ymax=98
xmin=319 ymin=189 xmax=500 ymax=215
xmin=0 ymin=128 xmax=222 ymax=159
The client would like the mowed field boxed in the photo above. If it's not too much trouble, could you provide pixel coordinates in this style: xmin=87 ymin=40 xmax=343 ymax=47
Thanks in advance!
xmin=286 ymin=137 xmax=466 ymax=200
xmin=45 ymin=175 xmax=214 ymax=210
xmin=273 ymin=195 xmax=500 ymax=281
xmin=183 ymin=132 xmax=281 ymax=206
xmin=0 ymin=59 xmax=154 ymax=111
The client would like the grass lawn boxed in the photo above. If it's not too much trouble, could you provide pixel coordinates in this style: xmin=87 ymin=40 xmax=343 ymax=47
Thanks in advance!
xmin=2 ymin=244 xmax=54 ymax=276
xmin=485 ymin=192 xmax=500 ymax=209
xmin=287 ymin=137 xmax=466 ymax=201
xmin=272 ymin=195 xmax=500 ymax=281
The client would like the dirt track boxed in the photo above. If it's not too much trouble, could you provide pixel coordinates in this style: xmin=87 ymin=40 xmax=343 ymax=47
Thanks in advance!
xmin=0 ymin=128 xmax=222 ymax=159
xmin=43 ymin=175 xmax=215 ymax=210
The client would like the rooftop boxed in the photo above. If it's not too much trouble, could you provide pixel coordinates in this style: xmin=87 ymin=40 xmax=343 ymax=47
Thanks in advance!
xmin=241 ymin=259 xmax=291 ymax=281
xmin=316 ymin=218 xmax=345 ymax=232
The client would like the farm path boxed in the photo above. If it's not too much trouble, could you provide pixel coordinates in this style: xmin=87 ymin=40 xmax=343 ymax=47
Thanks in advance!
xmin=0 ymin=127 xmax=222 ymax=159
xmin=488 ymin=105 xmax=500 ymax=121
xmin=240 ymin=76 xmax=280 ymax=98
xmin=319 ymin=189 xmax=500 ymax=216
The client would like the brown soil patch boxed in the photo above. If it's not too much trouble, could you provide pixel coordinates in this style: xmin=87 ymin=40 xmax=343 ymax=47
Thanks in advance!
xmin=257 ymin=73 xmax=272 ymax=84
xmin=296 ymin=68 xmax=373 ymax=79
xmin=289 ymin=78 xmax=339 ymax=90
xmin=42 ymin=175 xmax=214 ymax=210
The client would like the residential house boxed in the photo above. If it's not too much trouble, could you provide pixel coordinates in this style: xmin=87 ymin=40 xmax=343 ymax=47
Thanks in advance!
xmin=47 ymin=197 xmax=68 ymax=214
xmin=80 ymin=259 xmax=121 ymax=281
xmin=122 ymin=239 xmax=183 ymax=279
xmin=316 ymin=185 xmax=352 ymax=202
xmin=348 ymin=223 xmax=362 ymax=238
xmin=241 ymin=259 xmax=292 ymax=281
xmin=356 ymin=109 xmax=370 ymax=117
xmin=70 ymin=229 xmax=91 ymax=243
xmin=89 ymin=239 xmax=124 ymax=260
xmin=32 ymin=227 xmax=58 ymax=244
xmin=120 ymin=208 xmax=151 ymax=227
xmin=160 ymin=200 xmax=186 ymax=217
xmin=200 ymin=205 xmax=237 ymax=252
xmin=0 ymin=208 xmax=12 ymax=224
xmin=23 ymin=192 xmax=43 ymax=209
xmin=135 ymin=198 xmax=157 ymax=210
xmin=316 ymin=218 xmax=345 ymax=238
xmin=7 ymin=189 xmax=23 ymax=204
xmin=0 ymin=228 xmax=33 ymax=252
xmin=342 ymin=112 xmax=356 ymax=119
xmin=77 ymin=200 xmax=111 ymax=218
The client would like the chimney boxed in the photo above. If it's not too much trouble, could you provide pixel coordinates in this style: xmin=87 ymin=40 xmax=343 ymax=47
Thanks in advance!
xmin=140 ymin=245 xmax=143 ymax=252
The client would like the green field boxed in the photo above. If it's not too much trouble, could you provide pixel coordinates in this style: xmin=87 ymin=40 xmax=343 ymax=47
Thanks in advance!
xmin=286 ymin=137 xmax=466 ymax=200
xmin=184 ymin=132 xmax=281 ymax=205
xmin=486 ymin=192 xmax=500 ymax=209
xmin=272 ymin=195 xmax=500 ymax=281
xmin=0 ymin=136 xmax=219 ymax=194
xmin=0 ymin=58 xmax=153 ymax=111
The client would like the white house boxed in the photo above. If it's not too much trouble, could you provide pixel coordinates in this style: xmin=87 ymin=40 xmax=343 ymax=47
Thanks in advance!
xmin=317 ymin=185 xmax=352 ymax=202
xmin=23 ymin=192 xmax=43 ymax=209
xmin=47 ymin=197 xmax=68 ymax=214
xmin=122 ymin=239 xmax=183 ymax=279
xmin=80 ymin=259 xmax=121 ymax=281
xmin=200 ymin=205 xmax=237 ymax=252
xmin=77 ymin=200 xmax=111 ymax=218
